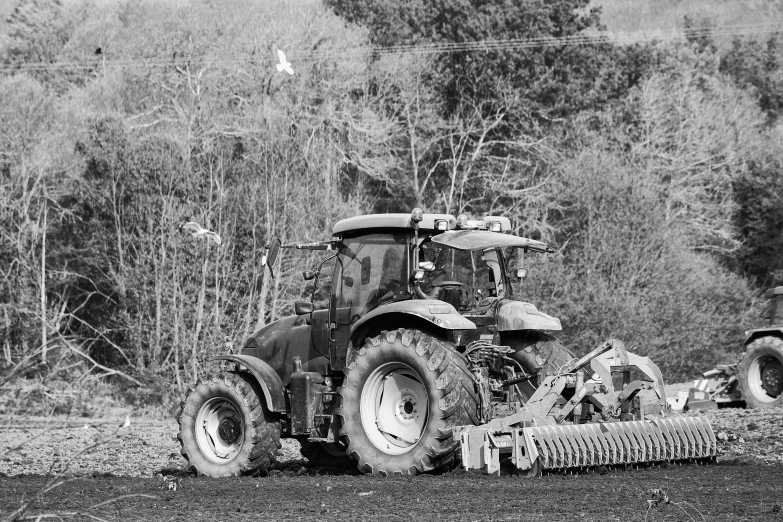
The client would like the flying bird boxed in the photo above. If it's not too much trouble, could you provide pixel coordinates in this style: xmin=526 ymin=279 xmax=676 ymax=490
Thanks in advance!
xmin=181 ymin=221 xmax=222 ymax=246
xmin=276 ymin=48 xmax=294 ymax=75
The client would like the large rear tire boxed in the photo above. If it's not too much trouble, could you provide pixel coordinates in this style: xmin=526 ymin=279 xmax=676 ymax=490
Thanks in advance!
xmin=177 ymin=372 xmax=281 ymax=477
xmin=738 ymin=337 xmax=783 ymax=409
xmin=337 ymin=329 xmax=478 ymax=476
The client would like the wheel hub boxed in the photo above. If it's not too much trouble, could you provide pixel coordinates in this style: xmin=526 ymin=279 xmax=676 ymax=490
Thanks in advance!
xmin=399 ymin=396 xmax=416 ymax=418
xmin=218 ymin=417 xmax=241 ymax=444
xmin=761 ymin=360 xmax=783 ymax=397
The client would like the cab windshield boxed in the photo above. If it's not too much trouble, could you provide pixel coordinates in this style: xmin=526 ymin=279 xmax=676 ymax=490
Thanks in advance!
xmin=419 ymin=240 xmax=506 ymax=310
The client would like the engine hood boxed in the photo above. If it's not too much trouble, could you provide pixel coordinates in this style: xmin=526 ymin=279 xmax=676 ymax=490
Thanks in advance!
xmin=496 ymin=300 xmax=562 ymax=332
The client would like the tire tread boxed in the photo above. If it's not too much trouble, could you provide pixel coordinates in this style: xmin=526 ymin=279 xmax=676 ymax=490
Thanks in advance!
xmin=177 ymin=371 xmax=281 ymax=477
xmin=337 ymin=328 xmax=477 ymax=476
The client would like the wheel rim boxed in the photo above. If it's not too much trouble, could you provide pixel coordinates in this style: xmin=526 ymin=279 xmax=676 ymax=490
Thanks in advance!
xmin=195 ymin=397 xmax=245 ymax=463
xmin=360 ymin=362 xmax=429 ymax=455
xmin=748 ymin=354 xmax=783 ymax=402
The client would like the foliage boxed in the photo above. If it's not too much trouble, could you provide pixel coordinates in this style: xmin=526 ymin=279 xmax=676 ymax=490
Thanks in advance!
xmin=0 ymin=0 xmax=780 ymax=389
xmin=325 ymin=0 xmax=648 ymax=120
xmin=720 ymin=34 xmax=783 ymax=123
xmin=732 ymin=158 xmax=783 ymax=287
xmin=525 ymin=146 xmax=757 ymax=378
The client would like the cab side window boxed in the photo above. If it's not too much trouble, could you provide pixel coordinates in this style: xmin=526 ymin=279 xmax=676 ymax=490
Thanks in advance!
xmin=333 ymin=234 xmax=408 ymax=323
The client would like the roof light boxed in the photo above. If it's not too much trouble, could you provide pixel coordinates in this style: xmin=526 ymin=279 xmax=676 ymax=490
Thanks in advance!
xmin=455 ymin=215 xmax=491 ymax=230
xmin=482 ymin=216 xmax=511 ymax=233
xmin=434 ymin=219 xmax=449 ymax=231
xmin=410 ymin=208 xmax=423 ymax=223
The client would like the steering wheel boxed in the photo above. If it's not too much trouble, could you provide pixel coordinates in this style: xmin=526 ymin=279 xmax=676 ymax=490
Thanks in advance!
xmin=364 ymin=280 xmax=402 ymax=313
xmin=427 ymin=280 xmax=463 ymax=299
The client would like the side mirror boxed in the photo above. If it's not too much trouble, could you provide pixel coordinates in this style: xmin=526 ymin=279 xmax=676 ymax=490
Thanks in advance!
xmin=360 ymin=256 xmax=372 ymax=285
xmin=302 ymin=270 xmax=316 ymax=281
xmin=294 ymin=301 xmax=314 ymax=315
xmin=262 ymin=238 xmax=281 ymax=272
xmin=418 ymin=261 xmax=435 ymax=273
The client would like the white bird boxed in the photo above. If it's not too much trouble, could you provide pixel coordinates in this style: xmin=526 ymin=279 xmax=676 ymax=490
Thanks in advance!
xmin=276 ymin=48 xmax=294 ymax=75
xmin=122 ymin=415 xmax=130 ymax=428
xmin=181 ymin=221 xmax=222 ymax=246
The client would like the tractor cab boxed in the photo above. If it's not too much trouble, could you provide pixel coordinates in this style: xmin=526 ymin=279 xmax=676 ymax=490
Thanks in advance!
xmin=326 ymin=209 xmax=551 ymax=318
xmin=318 ymin=210 xmax=555 ymax=367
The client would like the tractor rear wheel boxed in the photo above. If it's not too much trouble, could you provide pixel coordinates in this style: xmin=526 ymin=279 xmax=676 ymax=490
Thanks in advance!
xmin=178 ymin=371 xmax=281 ymax=477
xmin=337 ymin=329 xmax=478 ymax=475
xmin=738 ymin=336 xmax=783 ymax=409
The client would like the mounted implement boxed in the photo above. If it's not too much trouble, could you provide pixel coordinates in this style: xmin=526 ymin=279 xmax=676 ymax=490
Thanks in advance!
xmin=457 ymin=339 xmax=716 ymax=475
xmin=177 ymin=209 xmax=716 ymax=477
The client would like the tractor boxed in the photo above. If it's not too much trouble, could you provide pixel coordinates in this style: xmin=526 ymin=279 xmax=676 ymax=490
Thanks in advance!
xmin=177 ymin=210 xmax=715 ymax=477
xmin=700 ymin=287 xmax=783 ymax=409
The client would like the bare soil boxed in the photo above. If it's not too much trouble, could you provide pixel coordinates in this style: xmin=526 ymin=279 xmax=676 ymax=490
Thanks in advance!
xmin=2 ymin=464 xmax=782 ymax=521
xmin=1 ymin=406 xmax=782 ymax=521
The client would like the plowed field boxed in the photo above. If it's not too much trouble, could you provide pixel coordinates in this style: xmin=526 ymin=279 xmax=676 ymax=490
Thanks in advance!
xmin=1 ymin=407 xmax=782 ymax=521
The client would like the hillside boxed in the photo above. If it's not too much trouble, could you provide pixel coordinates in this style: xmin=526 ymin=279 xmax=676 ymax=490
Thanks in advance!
xmin=592 ymin=0 xmax=783 ymax=35
xmin=0 ymin=0 xmax=780 ymax=41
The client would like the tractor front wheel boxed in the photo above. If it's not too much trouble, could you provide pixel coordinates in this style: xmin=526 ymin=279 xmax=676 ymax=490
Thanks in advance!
xmin=738 ymin=336 xmax=783 ymax=409
xmin=337 ymin=329 xmax=478 ymax=475
xmin=178 ymin=371 xmax=281 ymax=477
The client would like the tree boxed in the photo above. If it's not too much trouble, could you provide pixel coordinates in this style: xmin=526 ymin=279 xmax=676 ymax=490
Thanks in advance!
xmin=732 ymin=160 xmax=783 ymax=288
xmin=325 ymin=0 xmax=643 ymax=121
xmin=720 ymin=34 xmax=783 ymax=123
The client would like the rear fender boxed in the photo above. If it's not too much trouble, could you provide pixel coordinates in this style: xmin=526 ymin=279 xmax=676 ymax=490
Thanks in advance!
xmin=210 ymin=354 xmax=287 ymax=413
xmin=344 ymin=301 xmax=476 ymax=366
xmin=351 ymin=300 xmax=477 ymax=335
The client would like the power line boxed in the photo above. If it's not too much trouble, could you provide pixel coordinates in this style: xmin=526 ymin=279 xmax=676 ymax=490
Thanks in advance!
xmin=332 ymin=23 xmax=783 ymax=58
xmin=1 ymin=22 xmax=781 ymax=74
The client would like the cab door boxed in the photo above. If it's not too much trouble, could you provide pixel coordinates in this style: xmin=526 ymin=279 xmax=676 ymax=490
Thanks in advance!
xmin=328 ymin=233 xmax=408 ymax=370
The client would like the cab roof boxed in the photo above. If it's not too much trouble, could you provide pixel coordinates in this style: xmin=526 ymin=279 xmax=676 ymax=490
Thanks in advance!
xmin=332 ymin=213 xmax=512 ymax=235
xmin=333 ymin=213 xmax=456 ymax=235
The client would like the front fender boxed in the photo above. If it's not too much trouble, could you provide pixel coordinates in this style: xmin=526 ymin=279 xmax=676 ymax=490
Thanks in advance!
xmin=350 ymin=299 xmax=477 ymax=336
xmin=210 ymin=354 xmax=287 ymax=413
xmin=744 ymin=327 xmax=783 ymax=346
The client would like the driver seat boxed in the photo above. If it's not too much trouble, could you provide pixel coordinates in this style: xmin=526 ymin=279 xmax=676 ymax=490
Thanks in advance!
xmin=435 ymin=283 xmax=464 ymax=310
